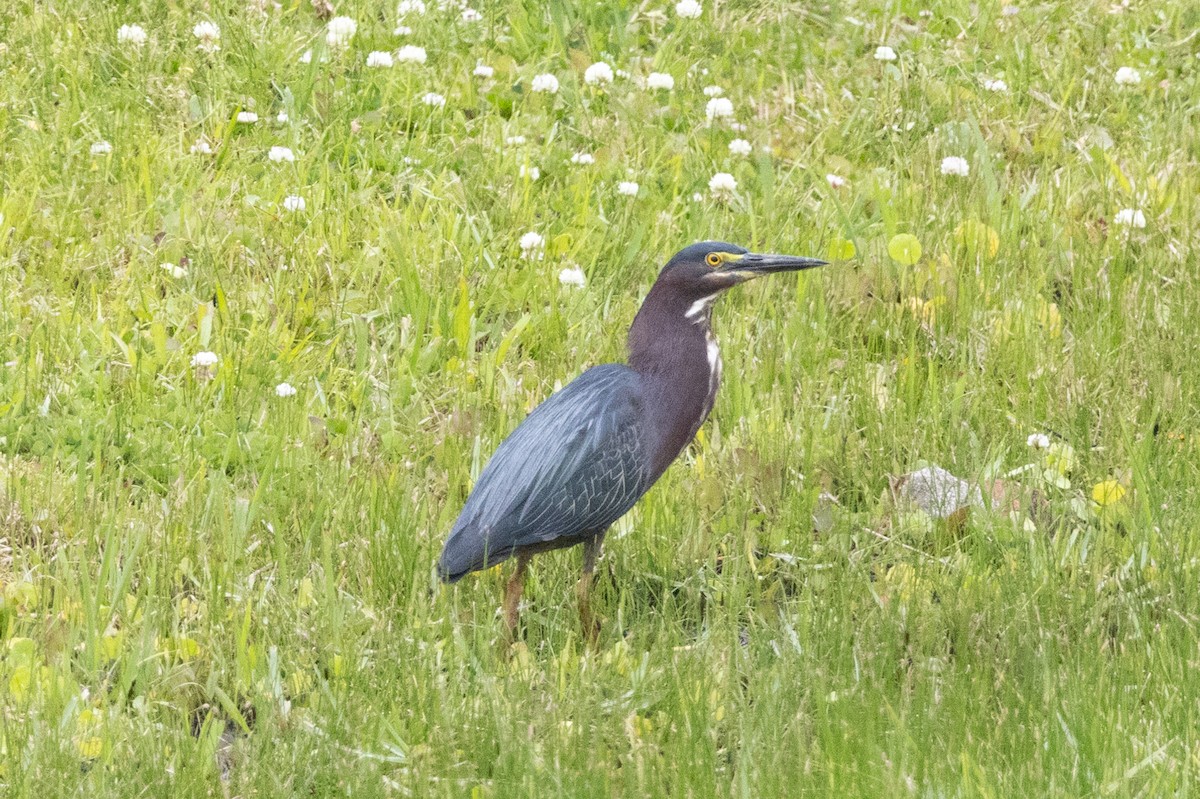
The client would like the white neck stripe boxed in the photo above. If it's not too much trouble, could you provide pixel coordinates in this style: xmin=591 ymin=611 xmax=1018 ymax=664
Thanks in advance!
xmin=685 ymin=295 xmax=716 ymax=321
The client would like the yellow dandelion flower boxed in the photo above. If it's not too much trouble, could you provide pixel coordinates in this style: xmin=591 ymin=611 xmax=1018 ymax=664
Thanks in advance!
xmin=954 ymin=220 xmax=1000 ymax=258
xmin=1037 ymin=298 xmax=1063 ymax=338
xmin=77 ymin=737 xmax=103 ymax=759
xmin=1092 ymin=479 xmax=1127 ymax=507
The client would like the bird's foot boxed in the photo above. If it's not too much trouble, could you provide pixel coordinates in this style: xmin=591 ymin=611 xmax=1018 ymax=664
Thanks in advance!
xmin=577 ymin=599 xmax=603 ymax=649
xmin=500 ymin=600 xmax=529 ymax=645
xmin=583 ymin=617 xmax=602 ymax=649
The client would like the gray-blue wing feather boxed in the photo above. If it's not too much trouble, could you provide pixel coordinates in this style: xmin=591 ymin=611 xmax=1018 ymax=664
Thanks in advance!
xmin=438 ymin=364 xmax=650 ymax=581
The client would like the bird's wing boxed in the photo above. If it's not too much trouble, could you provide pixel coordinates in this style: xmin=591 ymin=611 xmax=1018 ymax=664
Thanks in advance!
xmin=438 ymin=364 xmax=651 ymax=580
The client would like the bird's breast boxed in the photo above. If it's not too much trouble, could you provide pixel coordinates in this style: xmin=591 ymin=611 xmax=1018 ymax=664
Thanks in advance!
xmin=637 ymin=329 xmax=724 ymax=479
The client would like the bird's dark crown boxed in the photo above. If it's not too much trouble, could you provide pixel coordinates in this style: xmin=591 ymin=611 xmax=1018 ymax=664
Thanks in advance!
xmin=664 ymin=241 xmax=749 ymax=269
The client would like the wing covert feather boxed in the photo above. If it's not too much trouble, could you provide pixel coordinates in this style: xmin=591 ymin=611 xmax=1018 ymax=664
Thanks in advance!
xmin=438 ymin=365 xmax=651 ymax=580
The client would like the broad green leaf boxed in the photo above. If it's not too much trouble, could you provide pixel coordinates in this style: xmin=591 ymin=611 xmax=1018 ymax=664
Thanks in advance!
xmin=827 ymin=238 xmax=857 ymax=261
xmin=8 ymin=637 xmax=36 ymax=664
xmin=550 ymin=234 xmax=572 ymax=258
xmin=150 ymin=322 xmax=168 ymax=362
xmin=495 ymin=314 xmax=531 ymax=365
xmin=198 ymin=303 xmax=213 ymax=347
xmin=887 ymin=234 xmax=922 ymax=265
xmin=453 ymin=277 xmax=473 ymax=359
xmin=8 ymin=665 xmax=32 ymax=701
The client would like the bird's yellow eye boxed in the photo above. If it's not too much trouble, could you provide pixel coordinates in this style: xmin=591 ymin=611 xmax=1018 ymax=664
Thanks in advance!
xmin=706 ymin=253 xmax=721 ymax=266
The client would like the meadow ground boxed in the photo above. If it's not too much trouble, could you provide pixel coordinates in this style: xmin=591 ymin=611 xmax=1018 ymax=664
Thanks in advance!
xmin=1 ymin=0 xmax=1199 ymax=795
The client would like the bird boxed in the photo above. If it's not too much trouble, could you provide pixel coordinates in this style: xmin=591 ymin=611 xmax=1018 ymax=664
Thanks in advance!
xmin=438 ymin=242 xmax=828 ymax=641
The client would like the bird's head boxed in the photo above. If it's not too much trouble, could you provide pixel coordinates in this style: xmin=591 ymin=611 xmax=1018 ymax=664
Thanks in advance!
xmin=656 ymin=241 xmax=828 ymax=307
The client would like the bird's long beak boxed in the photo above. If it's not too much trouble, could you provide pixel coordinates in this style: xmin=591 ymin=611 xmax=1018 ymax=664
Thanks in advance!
xmin=716 ymin=252 xmax=828 ymax=281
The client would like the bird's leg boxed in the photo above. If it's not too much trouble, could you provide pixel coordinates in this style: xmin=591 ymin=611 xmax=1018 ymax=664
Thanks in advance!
xmin=503 ymin=553 xmax=531 ymax=640
xmin=577 ymin=532 xmax=606 ymax=647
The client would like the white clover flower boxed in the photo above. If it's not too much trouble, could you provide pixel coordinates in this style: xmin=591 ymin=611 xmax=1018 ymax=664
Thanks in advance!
xmin=117 ymin=24 xmax=147 ymax=48
xmin=519 ymin=165 xmax=540 ymax=181
xmin=558 ymin=266 xmax=586 ymax=287
xmin=161 ymin=262 xmax=187 ymax=279
xmin=728 ymin=138 xmax=752 ymax=156
xmin=646 ymin=72 xmax=674 ymax=90
xmin=519 ymin=231 xmax=545 ymax=259
xmin=874 ymin=45 xmax=897 ymax=61
xmin=367 ymin=50 xmax=395 ymax=68
xmin=506 ymin=135 xmax=527 ymax=145
xmin=191 ymin=351 xmax=219 ymax=368
xmin=326 ymin=16 xmax=357 ymax=48
xmin=190 ymin=138 xmax=214 ymax=155
xmin=584 ymin=62 xmax=615 ymax=85
xmin=268 ymin=146 xmax=295 ymax=163
xmin=275 ymin=381 xmax=298 ymax=397
xmin=236 ymin=111 xmax=259 ymax=124
xmin=394 ymin=24 xmax=413 ymax=35
xmin=473 ymin=62 xmax=494 ymax=78
xmin=461 ymin=8 xmax=482 ymax=21
xmin=1026 ymin=433 xmax=1051 ymax=449
xmin=983 ymin=78 xmax=1008 ymax=92
xmin=691 ymin=192 xmax=704 ymax=202
xmin=940 ymin=156 xmax=970 ymax=177
xmin=1114 ymin=208 xmax=1146 ymax=228
xmin=531 ymin=73 xmax=560 ymax=93
xmin=193 ymin=21 xmax=221 ymax=53
xmin=675 ymin=0 xmax=702 ymax=19
xmin=299 ymin=49 xmax=313 ymax=64
xmin=825 ymin=173 xmax=849 ymax=189
xmin=90 ymin=140 xmax=113 ymax=156
xmin=276 ymin=111 xmax=289 ymax=123
xmin=703 ymin=85 xmax=724 ymax=97
xmin=570 ymin=152 xmax=595 ymax=165
xmin=617 ymin=181 xmax=639 ymax=196
xmin=397 ymin=0 xmax=426 ymax=14
xmin=397 ymin=44 xmax=426 ymax=64
xmin=709 ymin=172 xmax=737 ymax=197
xmin=1114 ymin=66 xmax=1141 ymax=86
xmin=282 ymin=195 xmax=306 ymax=212
xmin=421 ymin=92 xmax=446 ymax=107
xmin=705 ymin=97 xmax=734 ymax=120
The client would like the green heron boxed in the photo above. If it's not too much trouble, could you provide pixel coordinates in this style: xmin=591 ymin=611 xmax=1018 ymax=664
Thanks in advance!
xmin=439 ymin=242 xmax=827 ymax=640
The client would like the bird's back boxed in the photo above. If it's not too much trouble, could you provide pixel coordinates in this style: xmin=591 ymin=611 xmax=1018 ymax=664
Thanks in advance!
xmin=438 ymin=364 xmax=652 ymax=581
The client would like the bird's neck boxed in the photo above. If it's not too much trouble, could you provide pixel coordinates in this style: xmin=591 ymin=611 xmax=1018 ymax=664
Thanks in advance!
xmin=627 ymin=284 xmax=723 ymax=480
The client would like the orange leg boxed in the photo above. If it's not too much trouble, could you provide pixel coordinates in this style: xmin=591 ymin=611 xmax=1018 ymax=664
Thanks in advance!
xmin=577 ymin=533 xmax=606 ymax=647
xmin=503 ymin=553 xmax=531 ymax=640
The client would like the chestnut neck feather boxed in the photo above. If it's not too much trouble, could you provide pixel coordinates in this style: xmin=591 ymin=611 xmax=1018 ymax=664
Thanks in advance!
xmin=627 ymin=281 xmax=722 ymax=481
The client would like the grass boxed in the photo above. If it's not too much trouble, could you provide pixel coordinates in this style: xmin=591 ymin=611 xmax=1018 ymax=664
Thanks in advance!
xmin=1 ymin=0 xmax=1199 ymax=794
